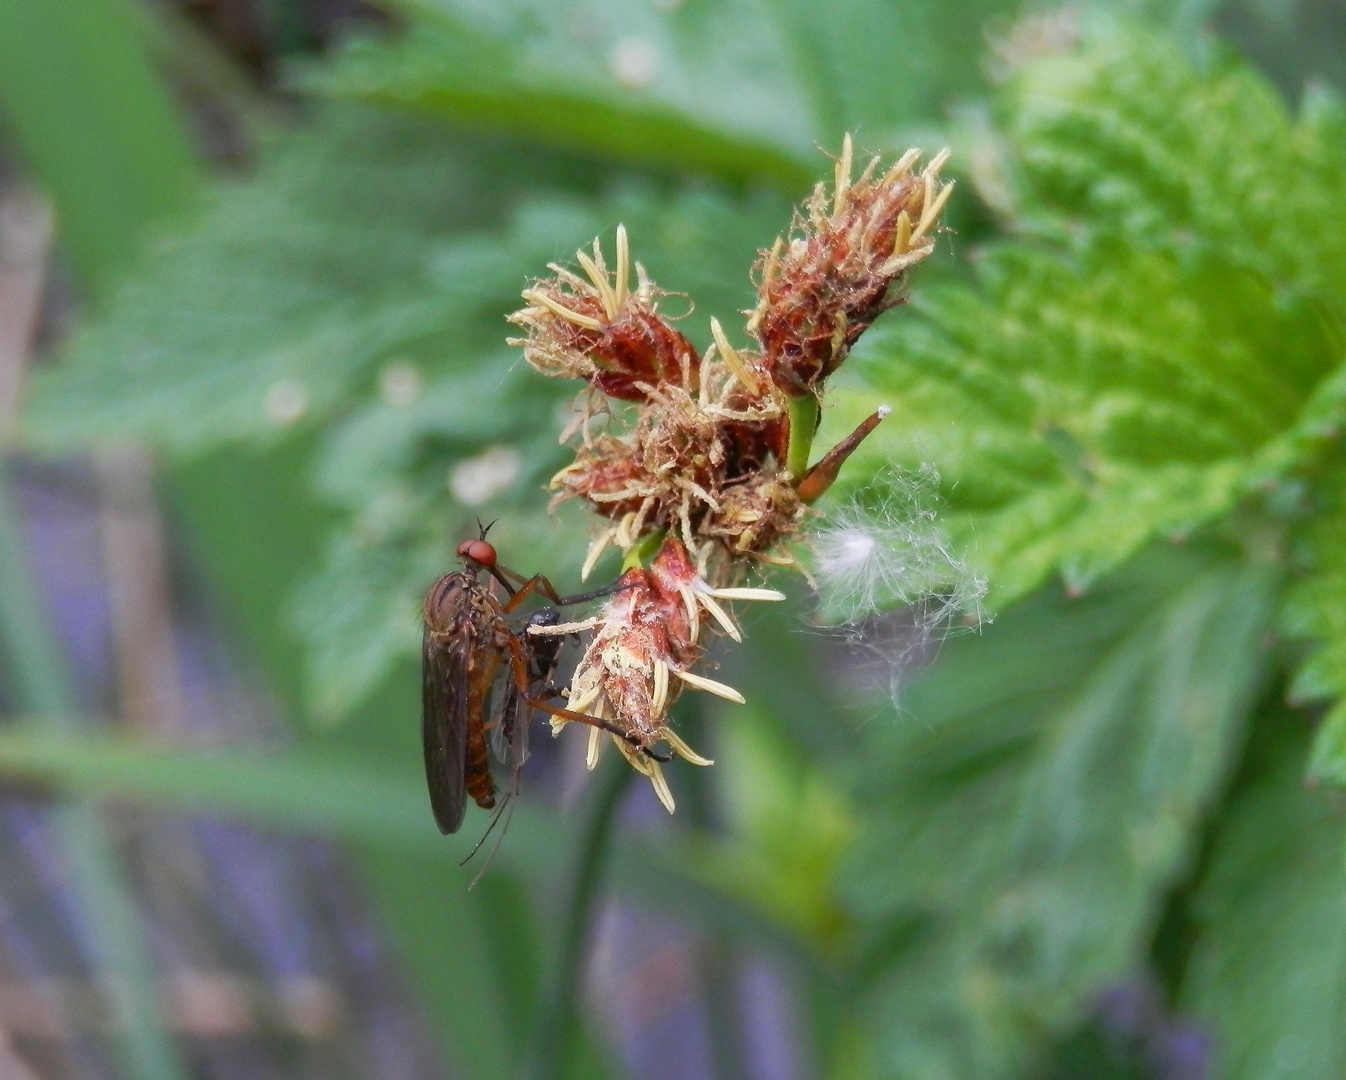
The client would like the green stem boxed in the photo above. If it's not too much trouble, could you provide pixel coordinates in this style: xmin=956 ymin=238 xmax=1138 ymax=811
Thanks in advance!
xmin=622 ymin=527 xmax=665 ymax=569
xmin=785 ymin=393 xmax=820 ymax=481
xmin=523 ymin=757 xmax=634 ymax=1080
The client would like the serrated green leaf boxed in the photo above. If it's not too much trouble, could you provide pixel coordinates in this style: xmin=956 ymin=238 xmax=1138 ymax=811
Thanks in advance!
xmin=1008 ymin=19 xmax=1346 ymax=311
xmin=841 ymin=543 xmax=1277 ymax=1079
xmin=1182 ymin=711 xmax=1346 ymax=1080
xmin=24 ymin=107 xmax=506 ymax=455
xmin=838 ymin=25 xmax=1346 ymax=608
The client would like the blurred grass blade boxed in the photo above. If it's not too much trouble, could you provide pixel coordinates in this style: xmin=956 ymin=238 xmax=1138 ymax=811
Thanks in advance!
xmin=0 ymin=466 xmax=189 ymax=1080
xmin=0 ymin=0 xmax=199 ymax=293
xmin=53 ymin=804 xmax=188 ymax=1080
xmin=0 ymin=728 xmax=439 ymax=844
xmin=0 ymin=724 xmax=826 ymax=958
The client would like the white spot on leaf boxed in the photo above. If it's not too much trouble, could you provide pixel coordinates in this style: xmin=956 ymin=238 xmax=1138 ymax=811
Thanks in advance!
xmin=264 ymin=379 xmax=308 ymax=426
xmin=609 ymin=36 xmax=659 ymax=89
xmin=379 ymin=361 xmax=422 ymax=406
xmin=450 ymin=445 xmax=522 ymax=506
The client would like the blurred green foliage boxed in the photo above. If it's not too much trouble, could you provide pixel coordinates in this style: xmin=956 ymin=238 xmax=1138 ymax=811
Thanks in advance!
xmin=0 ymin=0 xmax=200 ymax=294
xmin=10 ymin=1 xmax=1346 ymax=1079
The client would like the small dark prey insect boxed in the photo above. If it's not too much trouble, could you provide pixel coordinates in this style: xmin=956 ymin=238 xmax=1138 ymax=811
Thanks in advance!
xmin=421 ymin=527 xmax=655 ymax=837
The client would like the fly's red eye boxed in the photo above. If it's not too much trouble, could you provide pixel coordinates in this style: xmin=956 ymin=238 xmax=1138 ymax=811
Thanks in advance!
xmin=458 ymin=538 xmax=497 ymax=567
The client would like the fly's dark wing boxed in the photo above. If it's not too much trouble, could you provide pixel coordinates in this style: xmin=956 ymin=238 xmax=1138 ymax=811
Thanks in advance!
xmin=492 ymin=674 xmax=531 ymax=771
xmin=422 ymin=628 xmax=468 ymax=834
xmin=487 ymin=666 xmax=512 ymax=765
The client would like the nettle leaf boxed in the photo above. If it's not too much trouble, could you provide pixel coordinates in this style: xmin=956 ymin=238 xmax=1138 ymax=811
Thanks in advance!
xmin=26 ymin=98 xmax=791 ymax=461
xmin=24 ymin=107 xmax=527 ymax=455
xmin=841 ymin=543 xmax=1277 ymax=1079
xmin=1182 ymin=711 xmax=1346 ymax=1080
xmin=313 ymin=0 xmax=1029 ymax=188
xmin=1008 ymin=21 xmax=1346 ymax=311
xmin=837 ymin=25 xmax=1346 ymax=608
xmin=1281 ymin=458 xmax=1346 ymax=782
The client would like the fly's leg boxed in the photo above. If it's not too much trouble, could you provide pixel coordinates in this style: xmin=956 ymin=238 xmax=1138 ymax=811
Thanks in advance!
xmin=501 ymin=573 xmax=633 ymax=614
xmin=502 ymin=636 xmax=671 ymax=762
xmin=532 ymin=697 xmax=675 ymax=764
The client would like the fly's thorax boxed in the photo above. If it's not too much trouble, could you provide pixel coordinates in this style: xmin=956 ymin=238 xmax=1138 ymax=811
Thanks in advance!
xmin=423 ymin=571 xmax=471 ymax=633
xmin=423 ymin=567 xmax=501 ymax=636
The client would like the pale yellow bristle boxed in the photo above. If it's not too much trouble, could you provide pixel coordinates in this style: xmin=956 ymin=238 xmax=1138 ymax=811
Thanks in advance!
xmin=673 ymin=668 xmax=745 ymax=704
xmin=522 ymin=289 xmax=605 ymax=331
xmin=663 ymin=728 xmax=713 ymax=767
xmin=697 ymin=593 xmax=741 ymax=642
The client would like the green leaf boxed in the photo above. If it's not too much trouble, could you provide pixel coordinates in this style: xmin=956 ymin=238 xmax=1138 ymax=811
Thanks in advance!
xmin=760 ymin=0 xmax=1026 ymax=139
xmin=310 ymin=0 xmax=818 ymax=188
xmin=1008 ymin=20 xmax=1346 ymax=312
xmin=312 ymin=0 xmax=1029 ymax=189
xmin=839 ymin=25 xmax=1346 ymax=608
xmin=1280 ymin=460 xmax=1346 ymax=782
xmin=1181 ymin=709 xmax=1346 ymax=1080
xmin=841 ymin=543 xmax=1277 ymax=1078
xmin=23 ymin=107 xmax=501 ymax=455
xmin=0 ymin=0 xmax=199 ymax=292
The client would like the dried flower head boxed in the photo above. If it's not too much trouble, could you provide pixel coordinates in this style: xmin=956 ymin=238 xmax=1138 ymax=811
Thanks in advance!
xmin=552 ymin=347 xmax=790 ymax=567
xmin=535 ymin=537 xmax=783 ymax=811
xmin=508 ymin=137 xmax=954 ymax=800
xmin=508 ymin=225 xmax=700 ymax=402
xmin=752 ymin=136 xmax=953 ymax=395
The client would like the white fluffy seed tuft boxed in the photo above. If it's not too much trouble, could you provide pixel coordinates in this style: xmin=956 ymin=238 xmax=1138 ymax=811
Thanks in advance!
xmin=807 ymin=465 xmax=986 ymax=633
xmin=805 ymin=467 xmax=987 ymax=707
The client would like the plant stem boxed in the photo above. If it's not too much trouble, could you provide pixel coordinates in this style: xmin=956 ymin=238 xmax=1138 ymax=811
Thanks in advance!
xmin=622 ymin=528 xmax=665 ymax=569
xmin=522 ymin=757 xmax=633 ymax=1080
xmin=785 ymin=393 xmax=820 ymax=480
xmin=679 ymin=701 xmax=749 ymax=1080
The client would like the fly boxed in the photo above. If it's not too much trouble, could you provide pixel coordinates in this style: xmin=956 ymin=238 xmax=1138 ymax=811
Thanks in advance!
xmin=421 ymin=526 xmax=653 ymax=842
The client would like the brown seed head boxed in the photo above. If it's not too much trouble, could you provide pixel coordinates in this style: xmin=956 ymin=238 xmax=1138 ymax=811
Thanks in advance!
xmin=508 ymin=226 xmax=701 ymax=402
xmin=554 ymin=537 xmax=785 ymax=810
xmin=551 ymin=358 xmax=791 ymax=561
xmin=751 ymin=138 xmax=953 ymax=395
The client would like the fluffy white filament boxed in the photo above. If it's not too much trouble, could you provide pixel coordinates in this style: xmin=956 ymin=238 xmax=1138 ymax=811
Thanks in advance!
xmin=806 ymin=466 xmax=987 ymax=703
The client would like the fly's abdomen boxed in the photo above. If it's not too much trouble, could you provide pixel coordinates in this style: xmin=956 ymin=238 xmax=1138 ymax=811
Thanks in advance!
xmin=465 ymin=721 xmax=496 ymax=809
